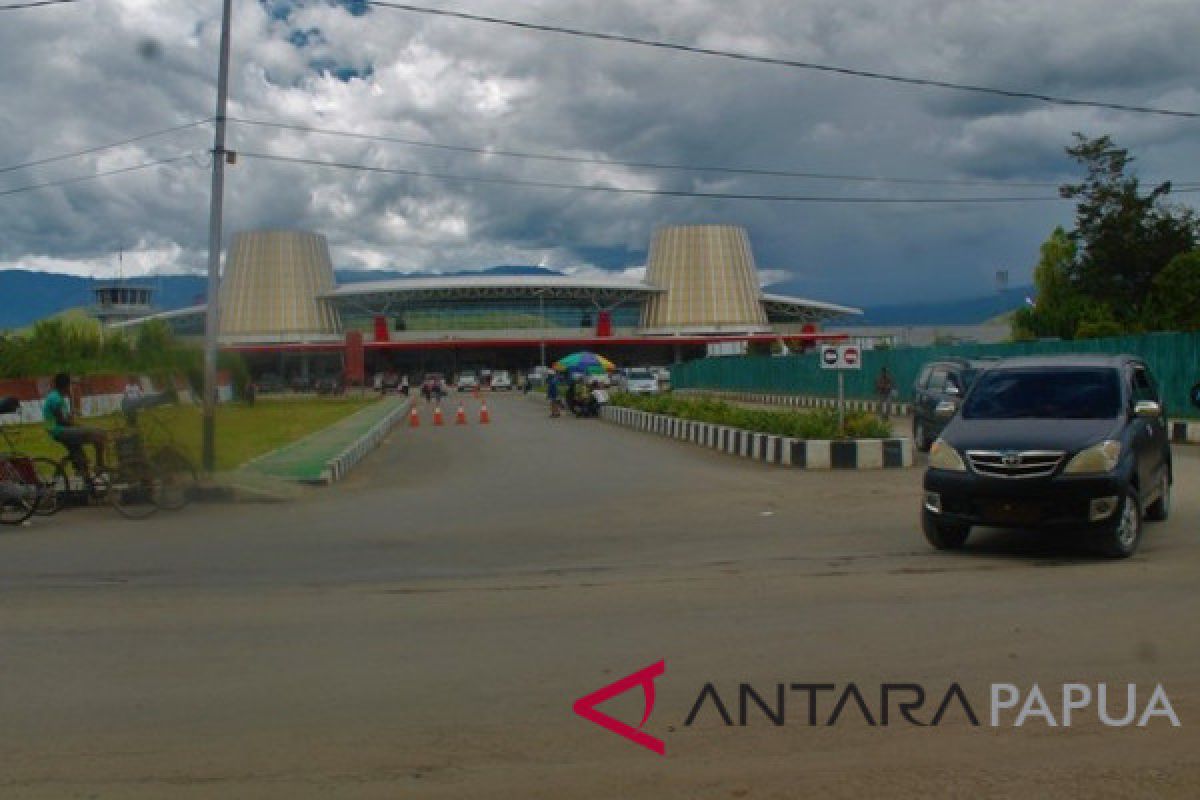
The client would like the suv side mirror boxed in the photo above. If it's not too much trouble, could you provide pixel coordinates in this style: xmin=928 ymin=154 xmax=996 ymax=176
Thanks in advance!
xmin=1133 ymin=400 xmax=1162 ymax=418
xmin=935 ymin=400 xmax=958 ymax=418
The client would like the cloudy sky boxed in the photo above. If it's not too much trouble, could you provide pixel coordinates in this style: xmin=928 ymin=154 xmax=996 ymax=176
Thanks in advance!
xmin=1 ymin=0 xmax=1197 ymax=305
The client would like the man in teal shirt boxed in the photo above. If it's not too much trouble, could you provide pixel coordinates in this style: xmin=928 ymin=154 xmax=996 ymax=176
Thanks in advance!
xmin=44 ymin=373 xmax=108 ymax=480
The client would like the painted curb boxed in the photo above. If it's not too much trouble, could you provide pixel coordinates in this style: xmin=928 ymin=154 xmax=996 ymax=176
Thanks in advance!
xmin=601 ymin=405 xmax=912 ymax=469
xmin=676 ymin=388 xmax=911 ymax=418
xmin=318 ymin=398 xmax=413 ymax=484
xmin=1170 ymin=420 xmax=1200 ymax=445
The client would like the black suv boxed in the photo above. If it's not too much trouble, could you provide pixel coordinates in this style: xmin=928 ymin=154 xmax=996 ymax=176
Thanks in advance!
xmin=911 ymin=358 xmax=992 ymax=452
xmin=922 ymin=355 xmax=1172 ymax=558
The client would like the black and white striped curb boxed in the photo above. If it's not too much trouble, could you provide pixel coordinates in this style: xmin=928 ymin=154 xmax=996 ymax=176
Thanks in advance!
xmin=675 ymin=388 xmax=911 ymax=418
xmin=1171 ymin=420 xmax=1200 ymax=445
xmin=320 ymin=398 xmax=413 ymax=484
xmin=601 ymin=405 xmax=912 ymax=469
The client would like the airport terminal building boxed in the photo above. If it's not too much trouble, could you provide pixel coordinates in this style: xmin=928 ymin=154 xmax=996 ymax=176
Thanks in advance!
xmin=128 ymin=225 xmax=861 ymax=382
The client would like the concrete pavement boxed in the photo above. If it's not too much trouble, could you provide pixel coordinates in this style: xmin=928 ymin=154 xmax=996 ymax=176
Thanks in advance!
xmin=1 ymin=392 xmax=1198 ymax=797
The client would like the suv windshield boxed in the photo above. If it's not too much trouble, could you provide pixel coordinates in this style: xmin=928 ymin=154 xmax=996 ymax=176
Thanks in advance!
xmin=962 ymin=368 xmax=1121 ymax=420
xmin=629 ymin=370 xmax=655 ymax=380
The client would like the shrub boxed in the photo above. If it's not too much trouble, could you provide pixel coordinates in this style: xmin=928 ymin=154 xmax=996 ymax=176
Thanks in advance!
xmin=609 ymin=392 xmax=893 ymax=440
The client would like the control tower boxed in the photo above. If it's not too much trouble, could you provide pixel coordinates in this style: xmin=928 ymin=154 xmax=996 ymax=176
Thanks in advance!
xmin=91 ymin=282 xmax=155 ymax=326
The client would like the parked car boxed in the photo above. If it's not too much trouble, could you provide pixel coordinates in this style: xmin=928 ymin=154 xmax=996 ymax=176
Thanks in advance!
xmin=911 ymin=357 xmax=993 ymax=452
xmin=314 ymin=376 xmax=343 ymax=395
xmin=921 ymin=355 xmax=1172 ymax=558
xmin=422 ymin=373 xmax=447 ymax=397
xmin=621 ymin=369 xmax=659 ymax=395
xmin=380 ymin=371 xmax=402 ymax=392
xmin=456 ymin=371 xmax=479 ymax=391
xmin=490 ymin=370 xmax=513 ymax=390
xmin=256 ymin=373 xmax=286 ymax=394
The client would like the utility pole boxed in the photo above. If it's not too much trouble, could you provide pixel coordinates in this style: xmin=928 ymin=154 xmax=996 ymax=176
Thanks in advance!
xmin=538 ymin=291 xmax=547 ymax=369
xmin=202 ymin=0 xmax=233 ymax=473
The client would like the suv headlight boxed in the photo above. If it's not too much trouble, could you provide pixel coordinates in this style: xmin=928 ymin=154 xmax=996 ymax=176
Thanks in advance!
xmin=1063 ymin=440 xmax=1121 ymax=474
xmin=929 ymin=439 xmax=966 ymax=472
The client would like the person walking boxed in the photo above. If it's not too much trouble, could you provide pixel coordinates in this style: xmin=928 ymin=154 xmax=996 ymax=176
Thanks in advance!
xmin=564 ymin=375 xmax=578 ymax=416
xmin=875 ymin=366 xmax=896 ymax=421
xmin=546 ymin=372 xmax=561 ymax=418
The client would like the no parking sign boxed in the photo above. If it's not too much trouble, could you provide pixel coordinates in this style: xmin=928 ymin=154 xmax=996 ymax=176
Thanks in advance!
xmin=819 ymin=345 xmax=862 ymax=370
xmin=817 ymin=343 xmax=863 ymax=434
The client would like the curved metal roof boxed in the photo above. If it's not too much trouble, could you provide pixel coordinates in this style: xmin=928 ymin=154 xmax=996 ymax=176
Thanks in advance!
xmin=322 ymin=274 xmax=663 ymax=311
xmin=761 ymin=292 xmax=862 ymax=321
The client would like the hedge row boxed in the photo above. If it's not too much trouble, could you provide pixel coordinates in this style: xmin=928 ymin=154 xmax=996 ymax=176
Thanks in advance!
xmin=608 ymin=392 xmax=892 ymax=439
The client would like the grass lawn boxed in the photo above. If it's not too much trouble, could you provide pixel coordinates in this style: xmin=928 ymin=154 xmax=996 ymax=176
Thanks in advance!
xmin=1 ymin=395 xmax=378 ymax=473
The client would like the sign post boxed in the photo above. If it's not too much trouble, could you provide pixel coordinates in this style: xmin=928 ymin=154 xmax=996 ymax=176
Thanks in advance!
xmin=837 ymin=371 xmax=845 ymax=433
xmin=819 ymin=344 xmax=862 ymax=435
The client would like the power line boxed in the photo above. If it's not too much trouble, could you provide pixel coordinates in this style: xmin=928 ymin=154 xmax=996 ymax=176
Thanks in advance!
xmin=0 ymin=0 xmax=84 ymax=9
xmin=0 ymin=119 xmax=211 ymax=175
xmin=228 ymin=117 xmax=1067 ymax=189
xmin=0 ymin=154 xmax=195 ymax=198
xmin=238 ymin=150 xmax=1064 ymax=204
xmin=365 ymin=2 xmax=1200 ymax=120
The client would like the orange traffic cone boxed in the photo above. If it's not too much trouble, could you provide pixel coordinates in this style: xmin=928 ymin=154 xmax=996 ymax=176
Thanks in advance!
xmin=433 ymin=405 xmax=445 ymax=426
xmin=479 ymin=402 xmax=490 ymax=425
xmin=409 ymin=405 xmax=420 ymax=428
xmin=472 ymin=385 xmax=481 ymax=400
xmin=455 ymin=403 xmax=467 ymax=425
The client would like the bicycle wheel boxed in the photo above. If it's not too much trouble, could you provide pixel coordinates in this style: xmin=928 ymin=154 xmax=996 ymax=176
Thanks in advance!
xmin=0 ymin=459 xmax=36 ymax=525
xmin=30 ymin=457 xmax=66 ymax=515
xmin=109 ymin=456 xmax=160 ymax=519
xmin=151 ymin=446 xmax=197 ymax=511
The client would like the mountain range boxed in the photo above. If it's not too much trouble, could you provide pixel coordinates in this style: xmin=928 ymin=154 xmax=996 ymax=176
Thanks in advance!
xmin=0 ymin=267 xmax=1030 ymax=330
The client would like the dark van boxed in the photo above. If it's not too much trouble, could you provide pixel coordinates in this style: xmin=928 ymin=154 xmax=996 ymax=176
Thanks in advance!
xmin=912 ymin=358 xmax=991 ymax=452
xmin=921 ymin=355 xmax=1171 ymax=558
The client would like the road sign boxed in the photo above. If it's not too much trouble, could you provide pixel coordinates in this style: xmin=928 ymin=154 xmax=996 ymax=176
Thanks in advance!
xmin=817 ymin=344 xmax=863 ymax=435
xmin=819 ymin=345 xmax=862 ymax=370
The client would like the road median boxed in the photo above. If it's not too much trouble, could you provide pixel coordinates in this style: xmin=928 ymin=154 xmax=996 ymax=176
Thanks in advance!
xmin=601 ymin=404 xmax=912 ymax=469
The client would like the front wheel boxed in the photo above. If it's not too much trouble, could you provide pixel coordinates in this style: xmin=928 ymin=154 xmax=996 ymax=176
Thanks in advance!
xmin=913 ymin=419 xmax=932 ymax=453
xmin=1145 ymin=470 xmax=1170 ymax=522
xmin=1098 ymin=489 xmax=1142 ymax=558
xmin=30 ymin=457 xmax=66 ymax=515
xmin=109 ymin=457 xmax=160 ymax=519
xmin=921 ymin=510 xmax=970 ymax=550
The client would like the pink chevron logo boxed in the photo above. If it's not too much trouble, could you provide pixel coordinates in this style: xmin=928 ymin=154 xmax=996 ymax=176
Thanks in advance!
xmin=572 ymin=660 xmax=666 ymax=755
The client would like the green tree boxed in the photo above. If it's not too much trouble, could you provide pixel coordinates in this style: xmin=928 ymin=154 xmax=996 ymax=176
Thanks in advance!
xmin=134 ymin=319 xmax=175 ymax=366
xmin=1073 ymin=301 xmax=1125 ymax=339
xmin=1145 ymin=250 xmax=1200 ymax=332
xmin=1059 ymin=134 xmax=1197 ymax=325
xmin=1010 ymin=227 xmax=1091 ymax=339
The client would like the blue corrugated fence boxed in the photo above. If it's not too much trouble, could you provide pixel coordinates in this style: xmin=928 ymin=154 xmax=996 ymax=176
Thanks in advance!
xmin=672 ymin=332 xmax=1200 ymax=418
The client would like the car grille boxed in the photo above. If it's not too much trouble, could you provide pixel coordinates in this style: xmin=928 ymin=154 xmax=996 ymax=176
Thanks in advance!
xmin=965 ymin=450 xmax=1064 ymax=479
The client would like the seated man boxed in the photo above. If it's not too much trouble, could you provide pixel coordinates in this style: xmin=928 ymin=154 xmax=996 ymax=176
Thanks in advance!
xmin=586 ymin=381 xmax=609 ymax=417
xmin=44 ymin=373 xmax=107 ymax=480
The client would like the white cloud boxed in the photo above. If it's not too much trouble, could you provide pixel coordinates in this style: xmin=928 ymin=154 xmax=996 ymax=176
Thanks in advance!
xmin=0 ymin=0 xmax=1196 ymax=304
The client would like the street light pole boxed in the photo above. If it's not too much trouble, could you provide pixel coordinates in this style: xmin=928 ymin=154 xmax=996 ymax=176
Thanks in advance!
xmin=202 ymin=0 xmax=233 ymax=473
xmin=538 ymin=291 xmax=547 ymax=369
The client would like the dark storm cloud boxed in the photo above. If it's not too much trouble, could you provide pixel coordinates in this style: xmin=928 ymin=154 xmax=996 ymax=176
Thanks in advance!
xmin=0 ymin=0 xmax=1196 ymax=303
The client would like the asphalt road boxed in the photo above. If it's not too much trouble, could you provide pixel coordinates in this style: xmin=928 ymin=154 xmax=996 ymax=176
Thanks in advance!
xmin=2 ymin=393 xmax=1198 ymax=798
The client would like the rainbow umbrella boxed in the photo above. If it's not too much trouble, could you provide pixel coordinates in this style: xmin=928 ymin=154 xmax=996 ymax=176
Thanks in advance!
xmin=552 ymin=351 xmax=615 ymax=372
